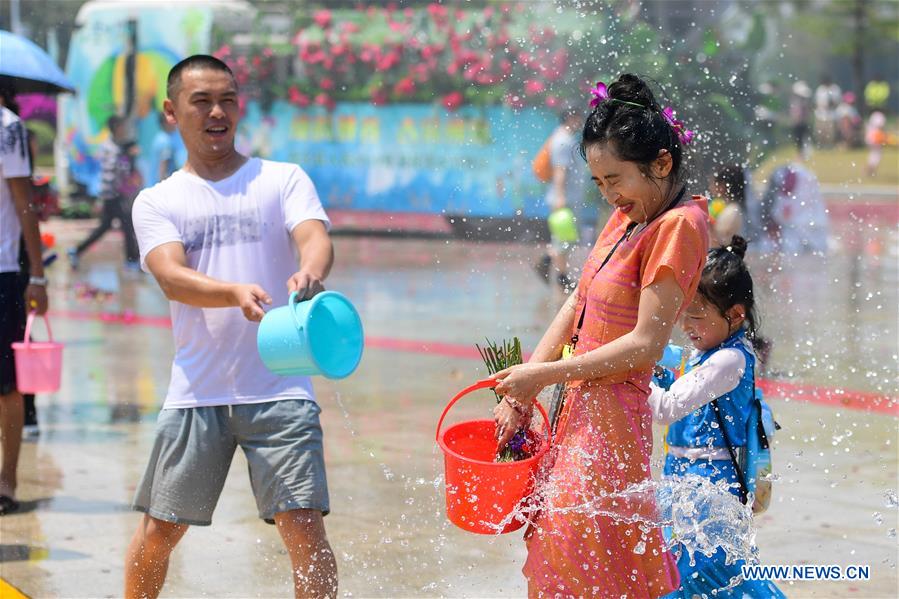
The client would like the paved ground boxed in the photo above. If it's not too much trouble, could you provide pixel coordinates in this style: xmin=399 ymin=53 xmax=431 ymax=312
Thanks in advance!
xmin=1 ymin=216 xmax=896 ymax=598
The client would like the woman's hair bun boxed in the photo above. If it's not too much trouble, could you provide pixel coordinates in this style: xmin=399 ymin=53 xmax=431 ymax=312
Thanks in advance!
xmin=607 ymin=74 xmax=658 ymax=110
xmin=727 ymin=235 xmax=748 ymax=259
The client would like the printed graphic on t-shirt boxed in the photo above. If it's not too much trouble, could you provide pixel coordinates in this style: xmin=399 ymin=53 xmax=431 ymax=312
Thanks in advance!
xmin=0 ymin=118 xmax=27 ymax=160
xmin=182 ymin=209 xmax=263 ymax=254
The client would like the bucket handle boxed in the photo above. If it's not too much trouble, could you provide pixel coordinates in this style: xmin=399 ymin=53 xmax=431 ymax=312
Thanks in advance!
xmin=22 ymin=311 xmax=55 ymax=347
xmin=435 ymin=378 xmax=551 ymax=446
xmin=287 ymin=291 xmax=302 ymax=328
xmin=288 ymin=290 xmax=329 ymax=328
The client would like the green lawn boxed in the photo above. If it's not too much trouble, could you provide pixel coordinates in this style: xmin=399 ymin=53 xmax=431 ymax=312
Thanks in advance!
xmin=754 ymin=145 xmax=898 ymax=189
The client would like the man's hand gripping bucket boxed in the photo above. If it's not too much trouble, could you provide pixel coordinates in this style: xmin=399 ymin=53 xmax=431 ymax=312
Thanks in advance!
xmin=435 ymin=379 xmax=551 ymax=534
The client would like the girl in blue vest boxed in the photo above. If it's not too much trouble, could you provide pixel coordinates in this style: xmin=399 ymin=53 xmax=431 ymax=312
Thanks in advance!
xmin=649 ymin=235 xmax=785 ymax=598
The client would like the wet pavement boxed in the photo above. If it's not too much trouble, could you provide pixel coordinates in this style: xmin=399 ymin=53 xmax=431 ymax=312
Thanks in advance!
xmin=1 ymin=214 xmax=897 ymax=598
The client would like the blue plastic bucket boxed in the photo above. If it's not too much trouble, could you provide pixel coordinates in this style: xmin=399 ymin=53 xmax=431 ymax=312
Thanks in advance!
xmin=257 ymin=291 xmax=364 ymax=379
xmin=658 ymin=344 xmax=685 ymax=371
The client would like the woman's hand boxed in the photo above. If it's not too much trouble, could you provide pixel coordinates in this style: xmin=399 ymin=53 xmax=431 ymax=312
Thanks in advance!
xmin=492 ymin=363 xmax=554 ymax=448
xmin=493 ymin=362 xmax=555 ymax=403
xmin=493 ymin=396 xmax=533 ymax=449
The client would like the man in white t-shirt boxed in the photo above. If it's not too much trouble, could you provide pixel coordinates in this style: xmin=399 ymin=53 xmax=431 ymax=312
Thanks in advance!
xmin=0 ymin=85 xmax=49 ymax=517
xmin=126 ymin=56 xmax=337 ymax=598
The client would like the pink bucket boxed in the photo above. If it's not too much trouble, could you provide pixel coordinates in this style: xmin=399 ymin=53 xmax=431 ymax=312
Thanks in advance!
xmin=11 ymin=312 xmax=63 ymax=394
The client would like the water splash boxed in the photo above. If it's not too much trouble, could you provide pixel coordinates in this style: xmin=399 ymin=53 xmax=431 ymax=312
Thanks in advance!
xmin=478 ymin=473 xmax=757 ymax=572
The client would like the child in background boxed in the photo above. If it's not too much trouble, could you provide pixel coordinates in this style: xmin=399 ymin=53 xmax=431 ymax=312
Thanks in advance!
xmin=649 ymin=236 xmax=785 ymax=598
xmin=865 ymin=111 xmax=887 ymax=178
xmin=708 ymin=164 xmax=746 ymax=248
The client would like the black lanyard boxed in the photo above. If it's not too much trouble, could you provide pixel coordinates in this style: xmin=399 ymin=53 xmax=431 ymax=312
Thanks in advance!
xmin=569 ymin=186 xmax=688 ymax=351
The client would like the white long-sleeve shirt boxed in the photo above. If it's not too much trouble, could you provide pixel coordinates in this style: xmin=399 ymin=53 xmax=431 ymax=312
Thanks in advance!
xmin=648 ymin=348 xmax=746 ymax=425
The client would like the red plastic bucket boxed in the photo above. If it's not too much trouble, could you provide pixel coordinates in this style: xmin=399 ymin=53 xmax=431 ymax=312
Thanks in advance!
xmin=435 ymin=379 xmax=550 ymax=534
xmin=11 ymin=312 xmax=63 ymax=394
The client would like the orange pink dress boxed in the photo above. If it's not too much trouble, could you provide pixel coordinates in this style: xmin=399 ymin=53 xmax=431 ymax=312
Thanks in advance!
xmin=523 ymin=196 xmax=709 ymax=598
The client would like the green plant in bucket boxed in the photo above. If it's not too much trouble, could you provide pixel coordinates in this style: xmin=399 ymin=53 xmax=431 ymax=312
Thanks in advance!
xmin=475 ymin=337 xmax=534 ymax=463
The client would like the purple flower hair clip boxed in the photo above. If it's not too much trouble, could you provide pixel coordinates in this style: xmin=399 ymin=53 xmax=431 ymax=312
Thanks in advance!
xmin=589 ymin=81 xmax=645 ymax=109
xmin=662 ymin=106 xmax=695 ymax=145
xmin=589 ymin=81 xmax=609 ymax=107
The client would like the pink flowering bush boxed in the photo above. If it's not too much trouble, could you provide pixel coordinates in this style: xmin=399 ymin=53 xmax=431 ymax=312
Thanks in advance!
xmin=213 ymin=3 xmax=589 ymax=112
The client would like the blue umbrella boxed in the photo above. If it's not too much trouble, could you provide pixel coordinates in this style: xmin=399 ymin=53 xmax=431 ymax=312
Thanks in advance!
xmin=0 ymin=29 xmax=75 ymax=94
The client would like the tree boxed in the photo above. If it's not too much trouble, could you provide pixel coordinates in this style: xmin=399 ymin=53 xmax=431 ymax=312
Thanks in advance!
xmin=757 ymin=0 xmax=899 ymax=114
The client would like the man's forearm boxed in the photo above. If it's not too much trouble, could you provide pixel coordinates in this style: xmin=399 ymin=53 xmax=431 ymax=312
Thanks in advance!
xmin=154 ymin=264 xmax=237 ymax=307
xmin=296 ymin=228 xmax=334 ymax=280
xmin=9 ymin=178 xmax=44 ymax=278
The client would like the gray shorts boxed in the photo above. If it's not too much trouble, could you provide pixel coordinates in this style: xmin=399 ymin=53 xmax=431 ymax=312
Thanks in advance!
xmin=132 ymin=399 xmax=329 ymax=526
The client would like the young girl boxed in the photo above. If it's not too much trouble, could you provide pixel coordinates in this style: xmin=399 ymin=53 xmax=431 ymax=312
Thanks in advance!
xmin=649 ymin=236 xmax=785 ymax=598
xmin=492 ymin=73 xmax=708 ymax=597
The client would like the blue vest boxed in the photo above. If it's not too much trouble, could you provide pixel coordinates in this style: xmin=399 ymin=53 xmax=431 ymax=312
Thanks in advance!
xmin=666 ymin=331 xmax=756 ymax=449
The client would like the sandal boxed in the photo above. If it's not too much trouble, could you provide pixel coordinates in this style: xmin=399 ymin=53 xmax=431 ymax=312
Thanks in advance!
xmin=0 ymin=494 xmax=20 ymax=515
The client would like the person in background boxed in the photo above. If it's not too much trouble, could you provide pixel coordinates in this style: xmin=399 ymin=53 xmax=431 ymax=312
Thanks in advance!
xmin=835 ymin=92 xmax=862 ymax=148
xmin=0 ymin=81 xmax=49 ymax=515
xmin=813 ymin=76 xmax=841 ymax=147
xmin=864 ymin=75 xmax=890 ymax=113
xmin=148 ymin=110 xmax=185 ymax=185
xmin=761 ymin=161 xmax=829 ymax=256
xmin=535 ymin=105 xmax=586 ymax=293
xmin=865 ymin=111 xmax=887 ymax=178
xmin=68 ymin=115 xmax=143 ymax=271
xmin=788 ymin=81 xmax=812 ymax=158
xmin=708 ymin=164 xmax=747 ymax=249
xmin=20 ymin=123 xmax=46 ymax=437
xmin=753 ymin=80 xmax=783 ymax=132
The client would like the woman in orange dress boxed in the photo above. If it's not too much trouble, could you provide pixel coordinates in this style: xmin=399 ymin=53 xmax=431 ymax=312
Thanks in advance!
xmin=493 ymin=74 xmax=709 ymax=598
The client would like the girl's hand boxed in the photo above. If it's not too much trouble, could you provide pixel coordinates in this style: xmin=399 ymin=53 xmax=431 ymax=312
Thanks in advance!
xmin=493 ymin=362 xmax=554 ymax=403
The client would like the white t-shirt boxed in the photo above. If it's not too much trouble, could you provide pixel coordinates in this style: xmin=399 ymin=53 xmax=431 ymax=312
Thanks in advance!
xmin=132 ymin=157 xmax=331 ymax=409
xmin=0 ymin=106 xmax=32 ymax=273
